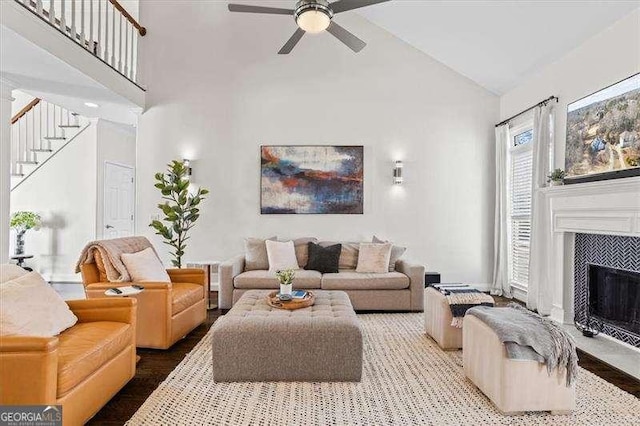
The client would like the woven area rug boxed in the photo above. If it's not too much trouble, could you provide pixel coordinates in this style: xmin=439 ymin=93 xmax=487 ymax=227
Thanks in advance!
xmin=127 ymin=314 xmax=640 ymax=425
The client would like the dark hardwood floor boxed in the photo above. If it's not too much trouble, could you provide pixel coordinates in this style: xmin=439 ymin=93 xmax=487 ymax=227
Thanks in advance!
xmin=88 ymin=309 xmax=222 ymax=425
xmin=89 ymin=305 xmax=639 ymax=425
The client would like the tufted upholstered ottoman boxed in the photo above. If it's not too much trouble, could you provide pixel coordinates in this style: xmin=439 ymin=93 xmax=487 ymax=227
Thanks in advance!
xmin=211 ymin=290 xmax=362 ymax=382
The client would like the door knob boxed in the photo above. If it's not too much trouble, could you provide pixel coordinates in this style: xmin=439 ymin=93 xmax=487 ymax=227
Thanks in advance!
xmin=105 ymin=225 xmax=114 ymax=229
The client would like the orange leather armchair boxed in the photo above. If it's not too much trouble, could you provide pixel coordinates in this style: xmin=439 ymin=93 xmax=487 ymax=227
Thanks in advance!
xmin=0 ymin=298 xmax=137 ymax=426
xmin=80 ymin=263 xmax=207 ymax=349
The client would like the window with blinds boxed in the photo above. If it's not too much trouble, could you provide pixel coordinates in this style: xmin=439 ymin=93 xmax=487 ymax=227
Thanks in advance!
xmin=507 ymin=125 xmax=534 ymax=293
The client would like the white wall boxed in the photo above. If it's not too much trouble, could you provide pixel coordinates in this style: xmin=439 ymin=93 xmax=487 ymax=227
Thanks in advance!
xmin=10 ymin=90 xmax=35 ymax=115
xmin=500 ymin=8 xmax=640 ymax=169
xmin=96 ymin=119 xmax=136 ymax=237
xmin=135 ymin=2 xmax=499 ymax=285
xmin=10 ymin=124 xmax=97 ymax=281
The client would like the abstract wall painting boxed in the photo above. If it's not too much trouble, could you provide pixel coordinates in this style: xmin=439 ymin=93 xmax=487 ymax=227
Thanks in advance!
xmin=565 ymin=73 xmax=640 ymax=183
xmin=261 ymin=146 xmax=364 ymax=214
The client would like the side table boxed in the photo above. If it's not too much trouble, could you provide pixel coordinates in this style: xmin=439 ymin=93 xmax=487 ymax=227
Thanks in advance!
xmin=105 ymin=285 xmax=143 ymax=363
xmin=11 ymin=254 xmax=34 ymax=271
xmin=186 ymin=260 xmax=220 ymax=310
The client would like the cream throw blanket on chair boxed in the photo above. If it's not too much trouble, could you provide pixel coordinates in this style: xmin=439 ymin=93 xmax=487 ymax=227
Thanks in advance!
xmin=75 ymin=236 xmax=157 ymax=282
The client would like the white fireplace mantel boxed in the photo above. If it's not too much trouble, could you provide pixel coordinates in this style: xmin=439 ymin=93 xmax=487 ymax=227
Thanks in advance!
xmin=539 ymin=176 xmax=640 ymax=325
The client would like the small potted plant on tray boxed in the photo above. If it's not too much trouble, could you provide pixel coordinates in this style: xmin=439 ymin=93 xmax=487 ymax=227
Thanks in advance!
xmin=275 ymin=269 xmax=295 ymax=297
xmin=547 ymin=168 xmax=566 ymax=186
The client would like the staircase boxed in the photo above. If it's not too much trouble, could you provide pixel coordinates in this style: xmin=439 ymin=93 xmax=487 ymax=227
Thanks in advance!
xmin=10 ymin=98 xmax=90 ymax=190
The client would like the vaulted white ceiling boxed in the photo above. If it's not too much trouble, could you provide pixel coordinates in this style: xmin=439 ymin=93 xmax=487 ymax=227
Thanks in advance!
xmin=357 ymin=1 xmax=639 ymax=94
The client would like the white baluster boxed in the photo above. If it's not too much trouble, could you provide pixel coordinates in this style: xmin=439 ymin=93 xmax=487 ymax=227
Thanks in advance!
xmin=80 ymin=0 xmax=85 ymax=45
xmin=132 ymin=31 xmax=137 ymax=82
xmin=60 ymin=0 xmax=66 ymax=33
xmin=104 ymin=0 xmax=109 ymax=61
xmin=129 ymin=22 xmax=134 ymax=80
xmin=98 ymin=0 xmax=103 ymax=58
xmin=71 ymin=0 xmax=77 ymax=40
xmin=30 ymin=110 xmax=35 ymax=161
xmin=17 ymin=120 xmax=22 ymax=163
xmin=118 ymin=13 xmax=123 ymax=71
xmin=49 ymin=0 xmax=55 ymax=24
xmin=111 ymin=2 xmax=116 ymax=66
xmin=123 ymin=22 xmax=129 ymax=77
xmin=36 ymin=0 xmax=43 ymax=15
xmin=89 ymin=0 xmax=94 ymax=52
xmin=38 ymin=103 xmax=42 ymax=151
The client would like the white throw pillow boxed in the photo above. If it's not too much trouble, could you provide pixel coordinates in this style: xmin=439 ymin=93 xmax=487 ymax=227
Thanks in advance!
xmin=356 ymin=243 xmax=393 ymax=274
xmin=0 ymin=264 xmax=29 ymax=283
xmin=266 ymin=240 xmax=299 ymax=272
xmin=121 ymin=247 xmax=171 ymax=282
xmin=0 ymin=272 xmax=78 ymax=337
xmin=372 ymin=236 xmax=407 ymax=272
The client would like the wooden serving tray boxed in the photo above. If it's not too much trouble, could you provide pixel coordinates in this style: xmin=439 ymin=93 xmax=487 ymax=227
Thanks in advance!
xmin=267 ymin=291 xmax=315 ymax=310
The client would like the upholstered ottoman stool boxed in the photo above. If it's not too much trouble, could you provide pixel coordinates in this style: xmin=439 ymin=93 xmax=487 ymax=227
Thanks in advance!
xmin=424 ymin=286 xmax=462 ymax=350
xmin=463 ymin=315 xmax=575 ymax=415
xmin=211 ymin=290 xmax=362 ymax=382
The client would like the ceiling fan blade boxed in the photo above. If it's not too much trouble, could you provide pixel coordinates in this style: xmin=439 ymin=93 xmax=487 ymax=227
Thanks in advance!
xmin=228 ymin=4 xmax=294 ymax=15
xmin=326 ymin=21 xmax=366 ymax=53
xmin=330 ymin=0 xmax=391 ymax=14
xmin=278 ymin=28 xmax=306 ymax=54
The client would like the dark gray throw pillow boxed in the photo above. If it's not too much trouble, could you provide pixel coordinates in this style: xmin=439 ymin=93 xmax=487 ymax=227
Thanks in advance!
xmin=305 ymin=242 xmax=342 ymax=273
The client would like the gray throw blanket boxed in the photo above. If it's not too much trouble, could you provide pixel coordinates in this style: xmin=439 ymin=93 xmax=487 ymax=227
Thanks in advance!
xmin=467 ymin=303 xmax=578 ymax=387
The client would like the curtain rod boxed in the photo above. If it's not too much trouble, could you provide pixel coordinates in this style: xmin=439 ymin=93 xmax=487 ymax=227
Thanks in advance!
xmin=495 ymin=95 xmax=559 ymax=128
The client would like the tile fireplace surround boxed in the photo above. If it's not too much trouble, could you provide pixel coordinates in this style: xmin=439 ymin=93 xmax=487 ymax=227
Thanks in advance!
xmin=540 ymin=176 xmax=640 ymax=377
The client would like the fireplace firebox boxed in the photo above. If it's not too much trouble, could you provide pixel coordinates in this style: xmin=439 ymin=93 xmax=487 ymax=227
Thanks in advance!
xmin=588 ymin=264 xmax=640 ymax=336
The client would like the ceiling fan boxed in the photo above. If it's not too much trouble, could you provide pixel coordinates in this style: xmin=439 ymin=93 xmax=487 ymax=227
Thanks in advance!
xmin=228 ymin=0 xmax=391 ymax=54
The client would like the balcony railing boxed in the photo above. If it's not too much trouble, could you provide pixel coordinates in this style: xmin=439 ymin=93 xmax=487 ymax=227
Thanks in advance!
xmin=14 ymin=0 xmax=146 ymax=86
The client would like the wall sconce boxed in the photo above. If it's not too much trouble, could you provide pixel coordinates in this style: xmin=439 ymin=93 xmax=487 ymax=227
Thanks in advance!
xmin=393 ymin=160 xmax=403 ymax=184
xmin=183 ymin=159 xmax=193 ymax=180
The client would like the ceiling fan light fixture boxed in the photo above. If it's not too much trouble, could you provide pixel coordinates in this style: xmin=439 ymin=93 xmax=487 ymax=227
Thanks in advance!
xmin=295 ymin=0 xmax=332 ymax=34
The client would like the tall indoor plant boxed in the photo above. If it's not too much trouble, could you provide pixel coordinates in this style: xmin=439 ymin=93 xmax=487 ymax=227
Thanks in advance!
xmin=150 ymin=160 xmax=209 ymax=268
xmin=10 ymin=211 xmax=42 ymax=256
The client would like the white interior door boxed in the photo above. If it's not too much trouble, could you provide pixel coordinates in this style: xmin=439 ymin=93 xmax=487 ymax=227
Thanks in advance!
xmin=104 ymin=162 xmax=135 ymax=238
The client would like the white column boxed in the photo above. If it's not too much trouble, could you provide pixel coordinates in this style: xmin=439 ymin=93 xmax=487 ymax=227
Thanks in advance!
xmin=0 ymin=79 xmax=16 ymax=263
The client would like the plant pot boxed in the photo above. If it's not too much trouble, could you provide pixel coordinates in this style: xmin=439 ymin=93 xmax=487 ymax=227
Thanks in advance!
xmin=550 ymin=180 xmax=564 ymax=187
xmin=279 ymin=283 xmax=292 ymax=296
xmin=15 ymin=231 xmax=25 ymax=256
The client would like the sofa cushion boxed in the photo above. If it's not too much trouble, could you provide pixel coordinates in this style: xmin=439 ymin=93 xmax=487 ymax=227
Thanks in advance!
xmin=372 ymin=236 xmax=407 ymax=272
xmin=292 ymin=237 xmax=318 ymax=268
xmin=356 ymin=243 xmax=393 ymax=274
xmin=321 ymin=271 xmax=410 ymax=290
xmin=319 ymin=241 xmax=360 ymax=269
xmin=305 ymin=242 xmax=341 ymax=273
xmin=234 ymin=270 xmax=322 ymax=289
xmin=266 ymin=240 xmax=299 ymax=272
xmin=244 ymin=236 xmax=277 ymax=271
xmin=172 ymin=283 xmax=204 ymax=315
xmin=57 ymin=321 xmax=133 ymax=396
xmin=0 ymin=263 xmax=28 ymax=283
xmin=121 ymin=247 xmax=171 ymax=282
xmin=1 ymin=272 xmax=78 ymax=337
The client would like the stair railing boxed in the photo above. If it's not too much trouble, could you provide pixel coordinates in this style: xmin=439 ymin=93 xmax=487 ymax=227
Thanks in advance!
xmin=10 ymin=98 xmax=82 ymax=182
xmin=14 ymin=0 xmax=146 ymax=86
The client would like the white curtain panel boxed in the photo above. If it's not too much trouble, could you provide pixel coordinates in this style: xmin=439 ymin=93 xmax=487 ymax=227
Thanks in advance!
xmin=527 ymin=102 xmax=555 ymax=314
xmin=491 ymin=124 xmax=511 ymax=297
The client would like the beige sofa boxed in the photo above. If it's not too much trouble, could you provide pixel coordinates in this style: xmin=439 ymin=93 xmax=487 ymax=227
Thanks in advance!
xmin=219 ymin=254 xmax=425 ymax=311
